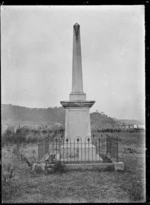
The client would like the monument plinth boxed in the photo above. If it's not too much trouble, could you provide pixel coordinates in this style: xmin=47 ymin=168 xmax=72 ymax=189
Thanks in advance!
xmin=60 ymin=23 xmax=102 ymax=161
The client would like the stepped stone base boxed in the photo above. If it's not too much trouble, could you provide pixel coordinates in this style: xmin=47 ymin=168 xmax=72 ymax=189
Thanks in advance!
xmin=60 ymin=143 xmax=103 ymax=162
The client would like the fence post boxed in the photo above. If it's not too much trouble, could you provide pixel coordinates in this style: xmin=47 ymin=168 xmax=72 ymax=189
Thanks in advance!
xmin=106 ymin=134 xmax=108 ymax=154
xmin=116 ymin=136 xmax=119 ymax=162
xmin=45 ymin=136 xmax=49 ymax=155
xmin=38 ymin=140 xmax=43 ymax=161
xmin=38 ymin=142 xmax=40 ymax=161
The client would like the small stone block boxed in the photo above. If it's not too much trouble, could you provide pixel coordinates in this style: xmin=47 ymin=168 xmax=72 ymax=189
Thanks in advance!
xmin=113 ymin=161 xmax=124 ymax=171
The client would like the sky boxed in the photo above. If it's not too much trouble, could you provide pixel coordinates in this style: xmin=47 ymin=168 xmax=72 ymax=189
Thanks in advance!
xmin=1 ymin=6 xmax=145 ymax=122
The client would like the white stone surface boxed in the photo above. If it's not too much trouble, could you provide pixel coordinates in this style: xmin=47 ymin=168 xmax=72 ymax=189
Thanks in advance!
xmin=65 ymin=108 xmax=91 ymax=140
xmin=69 ymin=92 xmax=86 ymax=101
xmin=60 ymin=24 xmax=99 ymax=162
xmin=72 ymin=23 xmax=83 ymax=94
xmin=113 ymin=162 xmax=124 ymax=171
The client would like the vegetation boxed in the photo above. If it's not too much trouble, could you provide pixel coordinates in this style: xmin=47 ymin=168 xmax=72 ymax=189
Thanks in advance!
xmin=2 ymin=126 xmax=145 ymax=203
xmin=2 ymin=126 xmax=64 ymax=147
xmin=52 ymin=161 xmax=66 ymax=174
xmin=2 ymin=104 xmax=143 ymax=132
xmin=92 ymin=128 xmax=144 ymax=133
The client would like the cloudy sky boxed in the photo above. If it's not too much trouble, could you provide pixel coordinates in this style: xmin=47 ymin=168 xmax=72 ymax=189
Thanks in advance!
xmin=1 ymin=6 xmax=145 ymax=122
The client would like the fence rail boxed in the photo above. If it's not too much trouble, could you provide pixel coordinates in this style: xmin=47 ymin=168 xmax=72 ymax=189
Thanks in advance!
xmin=38 ymin=134 xmax=119 ymax=163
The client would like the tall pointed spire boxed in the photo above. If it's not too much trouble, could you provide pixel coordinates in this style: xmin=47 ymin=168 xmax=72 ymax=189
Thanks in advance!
xmin=72 ymin=23 xmax=83 ymax=93
xmin=60 ymin=23 xmax=96 ymax=145
xmin=70 ymin=23 xmax=86 ymax=101
xmin=60 ymin=23 xmax=100 ymax=162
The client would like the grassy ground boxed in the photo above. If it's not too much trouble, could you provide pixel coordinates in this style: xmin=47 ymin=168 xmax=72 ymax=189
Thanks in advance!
xmin=2 ymin=131 xmax=145 ymax=203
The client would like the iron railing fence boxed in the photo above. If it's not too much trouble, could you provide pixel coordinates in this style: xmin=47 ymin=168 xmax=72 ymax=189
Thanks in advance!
xmin=106 ymin=135 xmax=119 ymax=162
xmin=38 ymin=136 xmax=49 ymax=161
xmin=38 ymin=134 xmax=119 ymax=163
xmin=92 ymin=133 xmax=119 ymax=162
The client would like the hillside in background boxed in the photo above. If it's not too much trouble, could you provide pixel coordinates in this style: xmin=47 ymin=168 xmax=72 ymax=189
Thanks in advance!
xmin=2 ymin=104 xmax=65 ymax=128
xmin=2 ymin=104 xmax=142 ymax=129
xmin=114 ymin=119 xmax=144 ymax=126
xmin=90 ymin=112 xmax=118 ymax=129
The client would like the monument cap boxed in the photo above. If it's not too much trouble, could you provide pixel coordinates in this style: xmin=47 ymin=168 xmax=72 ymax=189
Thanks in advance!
xmin=74 ymin=23 xmax=80 ymax=27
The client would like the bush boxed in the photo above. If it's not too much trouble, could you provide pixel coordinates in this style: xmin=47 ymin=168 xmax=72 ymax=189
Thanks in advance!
xmin=2 ymin=127 xmax=38 ymax=146
xmin=52 ymin=161 xmax=66 ymax=173
xmin=2 ymin=128 xmax=15 ymax=146
xmin=2 ymin=127 xmax=26 ymax=145
xmin=25 ymin=134 xmax=38 ymax=144
xmin=2 ymin=126 xmax=65 ymax=147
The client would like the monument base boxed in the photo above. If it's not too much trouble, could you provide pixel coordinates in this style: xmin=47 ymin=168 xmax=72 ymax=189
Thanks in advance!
xmin=60 ymin=143 xmax=103 ymax=162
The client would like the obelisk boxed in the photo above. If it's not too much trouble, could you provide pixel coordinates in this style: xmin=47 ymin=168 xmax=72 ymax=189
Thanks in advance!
xmin=61 ymin=23 xmax=94 ymax=140
xmin=69 ymin=23 xmax=86 ymax=101
xmin=60 ymin=23 xmax=102 ymax=161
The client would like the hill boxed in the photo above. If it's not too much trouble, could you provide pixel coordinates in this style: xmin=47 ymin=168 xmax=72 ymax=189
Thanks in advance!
xmin=1 ymin=104 xmax=142 ymax=129
xmin=91 ymin=112 xmax=118 ymax=129
xmin=2 ymin=104 xmax=65 ymax=128
xmin=113 ymin=119 xmax=143 ymax=126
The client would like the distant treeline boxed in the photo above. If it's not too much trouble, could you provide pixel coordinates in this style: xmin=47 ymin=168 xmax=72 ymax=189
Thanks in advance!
xmin=2 ymin=125 xmax=144 ymax=146
xmin=92 ymin=128 xmax=145 ymax=133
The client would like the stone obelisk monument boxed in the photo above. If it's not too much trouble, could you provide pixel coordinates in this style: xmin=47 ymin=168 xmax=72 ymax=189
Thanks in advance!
xmin=60 ymin=23 xmax=102 ymax=161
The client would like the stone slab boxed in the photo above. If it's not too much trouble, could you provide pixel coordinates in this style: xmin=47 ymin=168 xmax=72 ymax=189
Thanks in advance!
xmin=113 ymin=161 xmax=124 ymax=171
xmin=64 ymin=162 xmax=114 ymax=171
xmin=60 ymin=101 xmax=95 ymax=108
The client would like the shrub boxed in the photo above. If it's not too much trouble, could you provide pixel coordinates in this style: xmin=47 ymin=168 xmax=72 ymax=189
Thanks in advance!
xmin=25 ymin=134 xmax=38 ymax=144
xmin=2 ymin=126 xmax=64 ymax=147
xmin=2 ymin=127 xmax=26 ymax=145
xmin=52 ymin=161 xmax=66 ymax=173
xmin=2 ymin=128 xmax=15 ymax=146
xmin=2 ymin=127 xmax=38 ymax=146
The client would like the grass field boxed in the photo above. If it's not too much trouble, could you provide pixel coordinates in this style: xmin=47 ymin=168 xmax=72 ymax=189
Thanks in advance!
xmin=2 ymin=131 xmax=145 ymax=203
